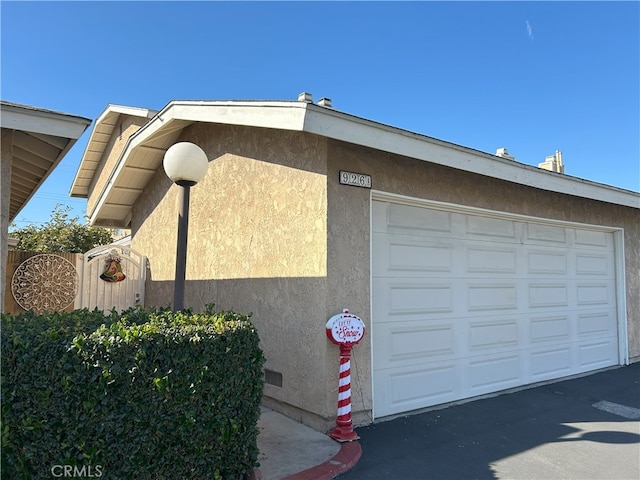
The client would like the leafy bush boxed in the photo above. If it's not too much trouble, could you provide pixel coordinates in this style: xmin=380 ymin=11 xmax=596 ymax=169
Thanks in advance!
xmin=1 ymin=306 xmax=265 ymax=480
xmin=9 ymin=204 xmax=114 ymax=253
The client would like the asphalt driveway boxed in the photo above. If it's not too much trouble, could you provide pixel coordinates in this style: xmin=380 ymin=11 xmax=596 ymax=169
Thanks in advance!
xmin=337 ymin=363 xmax=640 ymax=480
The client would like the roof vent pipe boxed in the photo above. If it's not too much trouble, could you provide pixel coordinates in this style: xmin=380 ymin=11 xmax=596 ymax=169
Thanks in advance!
xmin=318 ymin=97 xmax=333 ymax=108
xmin=496 ymin=147 xmax=516 ymax=161
xmin=298 ymin=92 xmax=313 ymax=103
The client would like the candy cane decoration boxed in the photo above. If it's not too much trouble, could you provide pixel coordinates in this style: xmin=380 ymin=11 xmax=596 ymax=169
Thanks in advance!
xmin=331 ymin=343 xmax=358 ymax=441
xmin=326 ymin=309 xmax=365 ymax=442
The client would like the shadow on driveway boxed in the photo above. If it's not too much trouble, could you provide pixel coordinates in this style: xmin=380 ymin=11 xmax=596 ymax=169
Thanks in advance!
xmin=337 ymin=363 xmax=640 ymax=480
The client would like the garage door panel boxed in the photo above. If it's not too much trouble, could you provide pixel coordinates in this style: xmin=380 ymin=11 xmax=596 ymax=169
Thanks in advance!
xmin=373 ymin=278 xmax=454 ymax=316
xmin=577 ymin=311 xmax=617 ymax=336
xmin=377 ymin=364 xmax=459 ymax=415
xmin=575 ymin=229 xmax=612 ymax=248
xmin=577 ymin=282 xmax=614 ymax=306
xmin=466 ymin=215 xmax=517 ymax=240
xmin=467 ymin=246 xmax=517 ymax=273
xmin=578 ymin=339 xmax=618 ymax=369
xmin=529 ymin=315 xmax=571 ymax=342
xmin=528 ymin=250 xmax=568 ymax=275
xmin=526 ymin=223 xmax=568 ymax=244
xmin=468 ymin=353 xmax=522 ymax=393
xmin=372 ymin=200 xmax=619 ymax=419
xmin=529 ymin=346 xmax=572 ymax=379
xmin=528 ymin=283 xmax=569 ymax=308
xmin=575 ymin=253 xmax=613 ymax=276
xmin=385 ymin=202 xmax=453 ymax=234
xmin=468 ymin=283 xmax=519 ymax=311
xmin=373 ymin=233 xmax=454 ymax=276
xmin=468 ymin=319 xmax=519 ymax=351
xmin=372 ymin=320 xmax=457 ymax=369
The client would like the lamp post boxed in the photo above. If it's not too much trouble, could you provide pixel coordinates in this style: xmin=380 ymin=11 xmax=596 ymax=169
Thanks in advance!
xmin=163 ymin=142 xmax=209 ymax=310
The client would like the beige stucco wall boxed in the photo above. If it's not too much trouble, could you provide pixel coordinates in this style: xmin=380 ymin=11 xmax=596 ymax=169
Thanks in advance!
xmin=1 ymin=129 xmax=13 ymax=312
xmin=131 ymin=123 xmax=339 ymax=429
xmin=86 ymin=116 xmax=148 ymax=218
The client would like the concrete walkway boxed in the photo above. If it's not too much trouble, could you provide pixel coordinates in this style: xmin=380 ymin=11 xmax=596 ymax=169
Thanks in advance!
xmin=254 ymin=407 xmax=361 ymax=480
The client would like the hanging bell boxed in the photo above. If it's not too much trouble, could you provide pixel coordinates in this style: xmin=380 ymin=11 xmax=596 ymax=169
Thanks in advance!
xmin=100 ymin=258 xmax=126 ymax=282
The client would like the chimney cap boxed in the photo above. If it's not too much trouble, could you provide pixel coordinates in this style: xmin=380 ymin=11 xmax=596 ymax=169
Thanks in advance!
xmin=318 ymin=97 xmax=333 ymax=108
xmin=298 ymin=92 xmax=313 ymax=103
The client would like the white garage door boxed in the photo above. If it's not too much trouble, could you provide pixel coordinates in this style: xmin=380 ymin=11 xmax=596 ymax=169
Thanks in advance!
xmin=372 ymin=200 xmax=620 ymax=418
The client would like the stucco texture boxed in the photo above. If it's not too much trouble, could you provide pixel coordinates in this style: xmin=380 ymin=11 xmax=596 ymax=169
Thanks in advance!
xmin=131 ymin=124 xmax=339 ymax=428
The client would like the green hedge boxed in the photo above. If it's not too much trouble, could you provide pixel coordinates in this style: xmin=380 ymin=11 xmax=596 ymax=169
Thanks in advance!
xmin=1 ymin=306 xmax=265 ymax=480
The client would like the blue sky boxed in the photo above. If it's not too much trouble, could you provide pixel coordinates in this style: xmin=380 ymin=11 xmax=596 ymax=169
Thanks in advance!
xmin=2 ymin=1 xmax=639 ymax=228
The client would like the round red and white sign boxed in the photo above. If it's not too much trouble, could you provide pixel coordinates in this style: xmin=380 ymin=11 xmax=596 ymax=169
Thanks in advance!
xmin=326 ymin=309 xmax=365 ymax=345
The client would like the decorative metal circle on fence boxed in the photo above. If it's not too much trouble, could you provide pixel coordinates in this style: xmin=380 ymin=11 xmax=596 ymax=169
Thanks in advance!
xmin=10 ymin=254 xmax=79 ymax=313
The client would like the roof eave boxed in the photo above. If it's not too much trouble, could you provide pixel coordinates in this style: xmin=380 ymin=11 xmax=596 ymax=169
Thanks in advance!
xmin=0 ymin=101 xmax=91 ymax=138
xmin=303 ymin=104 xmax=640 ymax=209
xmin=87 ymin=100 xmax=639 ymax=227
xmin=1 ymin=101 xmax=91 ymax=221
xmin=69 ymin=104 xmax=158 ymax=198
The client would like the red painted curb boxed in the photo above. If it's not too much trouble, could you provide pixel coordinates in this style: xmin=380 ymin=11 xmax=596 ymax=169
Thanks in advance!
xmin=279 ymin=441 xmax=362 ymax=480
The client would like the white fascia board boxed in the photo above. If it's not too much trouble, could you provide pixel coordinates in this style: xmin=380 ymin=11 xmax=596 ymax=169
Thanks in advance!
xmin=70 ymin=105 xmax=158 ymax=197
xmin=1 ymin=102 xmax=91 ymax=139
xmin=95 ymin=104 xmax=157 ymax=124
xmin=152 ymin=100 xmax=308 ymax=132
xmin=303 ymin=106 xmax=640 ymax=209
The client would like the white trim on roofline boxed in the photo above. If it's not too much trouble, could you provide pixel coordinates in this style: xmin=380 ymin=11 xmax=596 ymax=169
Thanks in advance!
xmin=303 ymin=106 xmax=639 ymax=208
xmin=88 ymin=100 xmax=639 ymax=225
xmin=143 ymin=100 xmax=309 ymax=137
xmin=0 ymin=101 xmax=91 ymax=139
xmin=95 ymin=104 xmax=157 ymax=125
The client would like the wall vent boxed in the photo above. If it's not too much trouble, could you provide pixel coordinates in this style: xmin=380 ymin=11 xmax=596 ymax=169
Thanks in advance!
xmin=264 ymin=369 xmax=283 ymax=388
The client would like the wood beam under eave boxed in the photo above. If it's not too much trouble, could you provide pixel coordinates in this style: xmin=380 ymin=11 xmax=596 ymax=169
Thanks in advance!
xmin=12 ymin=164 xmax=46 ymax=183
xmin=14 ymin=131 xmax=62 ymax=160
xmin=123 ymin=165 xmax=157 ymax=173
xmin=136 ymin=144 xmax=168 ymax=153
xmin=103 ymin=202 xmax=134 ymax=209
xmin=28 ymin=131 xmax=71 ymax=150
xmin=9 ymin=181 xmax=33 ymax=197
xmin=14 ymin=145 xmax=56 ymax=172
xmin=111 ymin=185 xmax=145 ymax=193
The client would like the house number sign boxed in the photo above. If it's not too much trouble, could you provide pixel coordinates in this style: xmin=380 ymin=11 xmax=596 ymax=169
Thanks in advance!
xmin=339 ymin=171 xmax=372 ymax=189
